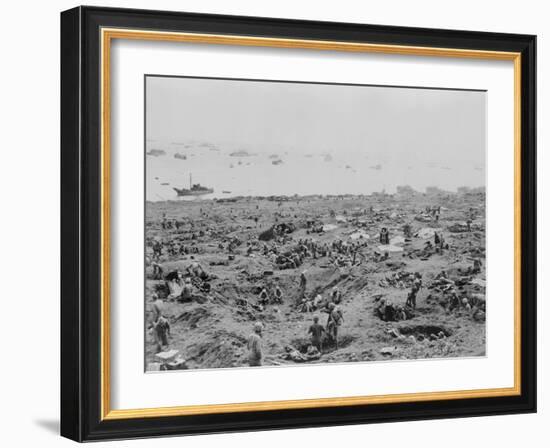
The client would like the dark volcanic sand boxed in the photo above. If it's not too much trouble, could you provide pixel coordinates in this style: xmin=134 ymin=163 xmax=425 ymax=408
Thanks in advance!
xmin=145 ymin=192 xmax=486 ymax=370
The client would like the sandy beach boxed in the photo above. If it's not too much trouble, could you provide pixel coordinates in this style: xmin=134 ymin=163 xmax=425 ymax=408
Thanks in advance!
xmin=145 ymin=189 xmax=486 ymax=370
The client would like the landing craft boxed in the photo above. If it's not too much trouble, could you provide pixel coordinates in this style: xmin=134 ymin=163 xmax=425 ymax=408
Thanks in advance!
xmin=147 ymin=149 xmax=166 ymax=157
xmin=173 ymin=174 xmax=214 ymax=197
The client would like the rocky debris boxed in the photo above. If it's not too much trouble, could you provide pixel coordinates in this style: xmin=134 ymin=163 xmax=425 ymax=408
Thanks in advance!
xmin=155 ymin=349 xmax=179 ymax=362
xmin=163 ymin=357 xmax=188 ymax=370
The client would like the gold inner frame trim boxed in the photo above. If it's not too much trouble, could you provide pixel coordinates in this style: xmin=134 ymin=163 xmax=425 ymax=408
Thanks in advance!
xmin=100 ymin=27 xmax=522 ymax=421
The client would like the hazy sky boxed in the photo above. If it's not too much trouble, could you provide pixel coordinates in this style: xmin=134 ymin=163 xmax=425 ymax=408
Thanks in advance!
xmin=145 ymin=76 xmax=486 ymax=167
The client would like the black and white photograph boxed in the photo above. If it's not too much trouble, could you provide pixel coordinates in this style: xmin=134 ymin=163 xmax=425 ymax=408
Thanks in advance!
xmin=144 ymin=76 xmax=487 ymax=371
xmin=52 ymin=3 xmax=538 ymax=443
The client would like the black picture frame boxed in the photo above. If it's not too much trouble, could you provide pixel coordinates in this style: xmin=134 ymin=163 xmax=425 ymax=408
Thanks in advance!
xmin=61 ymin=5 xmax=536 ymax=442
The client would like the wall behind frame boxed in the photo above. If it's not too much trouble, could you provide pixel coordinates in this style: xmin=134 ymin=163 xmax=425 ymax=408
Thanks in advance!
xmin=0 ymin=0 xmax=545 ymax=447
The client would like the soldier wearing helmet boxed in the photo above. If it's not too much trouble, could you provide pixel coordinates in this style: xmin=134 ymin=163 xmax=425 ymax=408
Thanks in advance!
xmin=247 ymin=322 xmax=264 ymax=366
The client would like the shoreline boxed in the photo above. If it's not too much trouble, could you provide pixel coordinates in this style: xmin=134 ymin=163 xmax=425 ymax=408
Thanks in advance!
xmin=146 ymin=186 xmax=486 ymax=204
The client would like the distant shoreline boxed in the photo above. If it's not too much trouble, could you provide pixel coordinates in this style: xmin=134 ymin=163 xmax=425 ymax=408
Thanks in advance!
xmin=146 ymin=186 xmax=486 ymax=204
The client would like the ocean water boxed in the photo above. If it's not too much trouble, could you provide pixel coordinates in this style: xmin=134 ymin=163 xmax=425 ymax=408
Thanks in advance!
xmin=145 ymin=141 xmax=485 ymax=202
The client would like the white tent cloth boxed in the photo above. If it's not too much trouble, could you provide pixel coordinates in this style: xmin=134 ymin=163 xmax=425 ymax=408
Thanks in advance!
xmin=378 ymin=244 xmax=404 ymax=253
xmin=390 ymin=236 xmax=406 ymax=245
xmin=322 ymin=224 xmax=338 ymax=232
xmin=417 ymin=227 xmax=437 ymax=239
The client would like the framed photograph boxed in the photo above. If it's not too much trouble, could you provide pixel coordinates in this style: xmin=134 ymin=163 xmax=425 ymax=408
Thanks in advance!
xmin=61 ymin=6 xmax=536 ymax=441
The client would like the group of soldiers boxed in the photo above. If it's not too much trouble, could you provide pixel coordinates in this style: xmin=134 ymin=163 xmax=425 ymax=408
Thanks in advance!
xmin=375 ymin=272 xmax=422 ymax=322
xmin=430 ymin=265 xmax=486 ymax=317
xmin=249 ymin=274 xmax=346 ymax=365
xmin=257 ymin=285 xmax=284 ymax=306
xmin=151 ymin=238 xmax=201 ymax=261
xmin=148 ymin=202 xmax=485 ymax=368
xmin=298 ymin=285 xmax=342 ymax=312
xmin=259 ymin=232 xmax=369 ymax=271
xmin=247 ymin=303 xmax=345 ymax=367
xmin=148 ymin=261 xmax=213 ymax=353
xmin=425 ymin=205 xmax=442 ymax=221
xmin=148 ymin=273 xmax=346 ymax=363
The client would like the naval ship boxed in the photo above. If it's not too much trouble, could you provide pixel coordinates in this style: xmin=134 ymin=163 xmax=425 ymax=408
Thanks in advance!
xmin=173 ymin=174 xmax=214 ymax=197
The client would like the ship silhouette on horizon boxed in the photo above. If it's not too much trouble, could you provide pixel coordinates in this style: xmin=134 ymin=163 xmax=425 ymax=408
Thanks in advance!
xmin=173 ymin=174 xmax=214 ymax=197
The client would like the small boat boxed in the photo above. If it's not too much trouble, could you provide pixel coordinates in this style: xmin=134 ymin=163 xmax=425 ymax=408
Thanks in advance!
xmin=173 ymin=174 xmax=214 ymax=197
xmin=146 ymin=149 xmax=166 ymax=157
xmin=230 ymin=150 xmax=252 ymax=157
